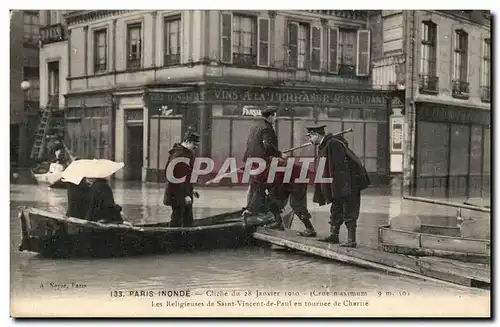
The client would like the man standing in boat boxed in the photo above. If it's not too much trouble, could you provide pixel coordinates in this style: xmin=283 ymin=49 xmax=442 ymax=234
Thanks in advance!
xmin=242 ymin=107 xmax=288 ymax=229
xmin=306 ymin=125 xmax=370 ymax=248
xmin=163 ymin=131 xmax=200 ymax=227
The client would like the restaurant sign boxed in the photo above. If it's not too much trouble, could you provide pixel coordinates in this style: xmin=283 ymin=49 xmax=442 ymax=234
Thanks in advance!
xmin=146 ymin=86 xmax=388 ymax=108
xmin=212 ymin=89 xmax=386 ymax=107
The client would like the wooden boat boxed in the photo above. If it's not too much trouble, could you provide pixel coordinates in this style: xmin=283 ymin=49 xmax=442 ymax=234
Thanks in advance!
xmin=18 ymin=207 xmax=276 ymax=258
xmin=378 ymin=224 xmax=490 ymax=264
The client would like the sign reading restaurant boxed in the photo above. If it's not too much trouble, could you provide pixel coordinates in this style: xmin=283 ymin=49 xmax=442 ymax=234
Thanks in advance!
xmin=147 ymin=86 xmax=387 ymax=107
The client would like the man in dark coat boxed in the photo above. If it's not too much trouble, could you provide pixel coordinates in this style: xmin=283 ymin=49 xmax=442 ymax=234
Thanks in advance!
xmin=66 ymin=178 xmax=90 ymax=219
xmin=242 ymin=107 xmax=288 ymax=229
xmin=163 ymin=131 xmax=200 ymax=227
xmin=307 ymin=125 xmax=370 ymax=248
xmin=85 ymin=178 xmax=123 ymax=223
xmin=267 ymin=159 xmax=317 ymax=236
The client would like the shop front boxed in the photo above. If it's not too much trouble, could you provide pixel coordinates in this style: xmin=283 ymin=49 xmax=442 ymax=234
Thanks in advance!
xmin=414 ymin=102 xmax=491 ymax=198
xmin=144 ymin=84 xmax=391 ymax=185
xmin=65 ymin=92 xmax=114 ymax=161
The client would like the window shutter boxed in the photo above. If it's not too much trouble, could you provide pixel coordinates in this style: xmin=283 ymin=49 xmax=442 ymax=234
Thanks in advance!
xmin=258 ymin=18 xmax=270 ymax=67
xmin=221 ymin=13 xmax=232 ymax=63
xmin=288 ymin=22 xmax=298 ymax=68
xmin=356 ymin=29 xmax=370 ymax=76
xmin=328 ymin=28 xmax=338 ymax=73
xmin=310 ymin=26 xmax=322 ymax=71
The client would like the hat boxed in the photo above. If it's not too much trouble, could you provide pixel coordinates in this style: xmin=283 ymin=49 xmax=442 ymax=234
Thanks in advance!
xmin=261 ymin=107 xmax=277 ymax=116
xmin=305 ymin=125 xmax=327 ymax=136
xmin=184 ymin=131 xmax=201 ymax=143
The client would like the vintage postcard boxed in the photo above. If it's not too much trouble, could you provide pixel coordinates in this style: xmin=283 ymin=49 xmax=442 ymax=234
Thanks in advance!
xmin=9 ymin=7 xmax=491 ymax=318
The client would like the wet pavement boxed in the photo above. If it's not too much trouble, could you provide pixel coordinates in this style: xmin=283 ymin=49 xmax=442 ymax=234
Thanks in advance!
xmin=10 ymin=181 xmax=489 ymax=304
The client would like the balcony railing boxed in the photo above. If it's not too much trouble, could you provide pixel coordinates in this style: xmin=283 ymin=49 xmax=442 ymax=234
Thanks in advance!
xmin=339 ymin=64 xmax=356 ymax=77
xmin=371 ymin=55 xmax=406 ymax=90
xmin=480 ymin=86 xmax=490 ymax=103
xmin=305 ymin=10 xmax=368 ymax=20
xmin=164 ymin=53 xmax=180 ymax=66
xmin=40 ymin=24 xmax=66 ymax=45
xmin=419 ymin=75 xmax=439 ymax=94
xmin=452 ymin=80 xmax=470 ymax=99
xmin=233 ymin=53 xmax=257 ymax=68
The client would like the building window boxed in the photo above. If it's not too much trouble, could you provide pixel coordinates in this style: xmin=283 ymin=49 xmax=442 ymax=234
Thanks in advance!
xmin=94 ymin=29 xmax=107 ymax=73
xmin=126 ymin=23 xmax=142 ymax=69
xmin=481 ymin=38 xmax=490 ymax=103
xmin=328 ymin=28 xmax=370 ymax=77
xmin=163 ymin=16 xmax=181 ymax=66
xmin=46 ymin=11 xmax=58 ymax=25
xmin=220 ymin=13 xmax=270 ymax=67
xmin=419 ymin=21 xmax=438 ymax=94
xmin=232 ymin=14 xmax=257 ymax=67
xmin=47 ymin=61 xmax=59 ymax=106
xmin=339 ymin=29 xmax=356 ymax=74
xmin=257 ymin=18 xmax=270 ymax=66
xmin=452 ymin=29 xmax=469 ymax=98
xmin=310 ymin=26 xmax=322 ymax=71
xmin=288 ymin=22 xmax=308 ymax=69
xmin=328 ymin=28 xmax=338 ymax=73
xmin=23 ymin=11 xmax=39 ymax=43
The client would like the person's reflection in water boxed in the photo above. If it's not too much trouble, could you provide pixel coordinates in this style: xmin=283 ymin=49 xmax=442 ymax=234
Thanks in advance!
xmin=65 ymin=177 xmax=90 ymax=219
xmin=85 ymin=178 xmax=123 ymax=224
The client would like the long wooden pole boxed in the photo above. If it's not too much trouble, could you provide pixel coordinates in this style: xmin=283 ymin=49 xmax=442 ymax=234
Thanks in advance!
xmin=403 ymin=196 xmax=490 ymax=213
xmin=205 ymin=128 xmax=353 ymax=185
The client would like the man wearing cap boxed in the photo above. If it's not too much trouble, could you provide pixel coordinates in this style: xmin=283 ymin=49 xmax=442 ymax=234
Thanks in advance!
xmin=306 ymin=125 xmax=370 ymax=248
xmin=163 ymin=131 xmax=201 ymax=227
xmin=242 ymin=107 xmax=288 ymax=229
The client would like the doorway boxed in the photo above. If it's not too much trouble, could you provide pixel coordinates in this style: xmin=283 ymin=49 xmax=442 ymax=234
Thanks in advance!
xmin=126 ymin=125 xmax=143 ymax=181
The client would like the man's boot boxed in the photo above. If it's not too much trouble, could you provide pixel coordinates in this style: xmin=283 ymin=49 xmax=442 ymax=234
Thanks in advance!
xmin=318 ymin=222 xmax=341 ymax=244
xmin=340 ymin=226 xmax=357 ymax=248
xmin=267 ymin=212 xmax=285 ymax=230
xmin=296 ymin=214 xmax=317 ymax=237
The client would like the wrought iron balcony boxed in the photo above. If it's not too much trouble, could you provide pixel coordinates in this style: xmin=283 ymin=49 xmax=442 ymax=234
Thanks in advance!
xmin=419 ymin=75 xmax=439 ymax=94
xmin=164 ymin=53 xmax=180 ymax=66
xmin=452 ymin=80 xmax=470 ymax=99
xmin=305 ymin=10 xmax=368 ymax=20
xmin=40 ymin=24 xmax=66 ymax=45
xmin=232 ymin=53 xmax=257 ymax=68
xmin=480 ymin=86 xmax=490 ymax=103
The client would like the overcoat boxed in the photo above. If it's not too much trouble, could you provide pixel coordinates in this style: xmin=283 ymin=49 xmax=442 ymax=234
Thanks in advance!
xmin=163 ymin=143 xmax=196 ymax=207
xmin=313 ymin=134 xmax=370 ymax=206
xmin=243 ymin=118 xmax=281 ymax=184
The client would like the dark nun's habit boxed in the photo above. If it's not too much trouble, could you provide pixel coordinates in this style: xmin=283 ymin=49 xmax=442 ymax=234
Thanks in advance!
xmin=66 ymin=179 xmax=90 ymax=219
xmin=85 ymin=178 xmax=123 ymax=223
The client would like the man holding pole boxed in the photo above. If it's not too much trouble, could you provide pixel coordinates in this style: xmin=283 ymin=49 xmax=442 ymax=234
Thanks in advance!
xmin=242 ymin=107 xmax=288 ymax=228
xmin=306 ymin=125 xmax=370 ymax=248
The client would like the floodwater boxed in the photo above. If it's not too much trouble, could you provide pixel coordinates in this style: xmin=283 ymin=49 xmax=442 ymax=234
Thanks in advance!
xmin=10 ymin=182 xmax=487 ymax=309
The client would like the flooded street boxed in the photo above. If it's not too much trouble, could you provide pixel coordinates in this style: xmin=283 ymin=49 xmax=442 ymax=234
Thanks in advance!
xmin=10 ymin=182 xmax=487 ymax=308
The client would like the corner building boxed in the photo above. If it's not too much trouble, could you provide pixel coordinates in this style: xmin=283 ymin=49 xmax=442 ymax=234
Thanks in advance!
xmin=372 ymin=10 xmax=491 ymax=198
xmin=62 ymin=10 xmax=394 ymax=183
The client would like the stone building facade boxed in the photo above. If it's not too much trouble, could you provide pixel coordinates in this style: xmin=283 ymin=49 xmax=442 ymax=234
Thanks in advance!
xmin=10 ymin=10 xmax=41 ymax=168
xmin=44 ymin=10 xmax=397 ymax=184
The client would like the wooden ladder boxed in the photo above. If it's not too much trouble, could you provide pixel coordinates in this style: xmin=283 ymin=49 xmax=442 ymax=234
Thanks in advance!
xmin=30 ymin=108 xmax=53 ymax=160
